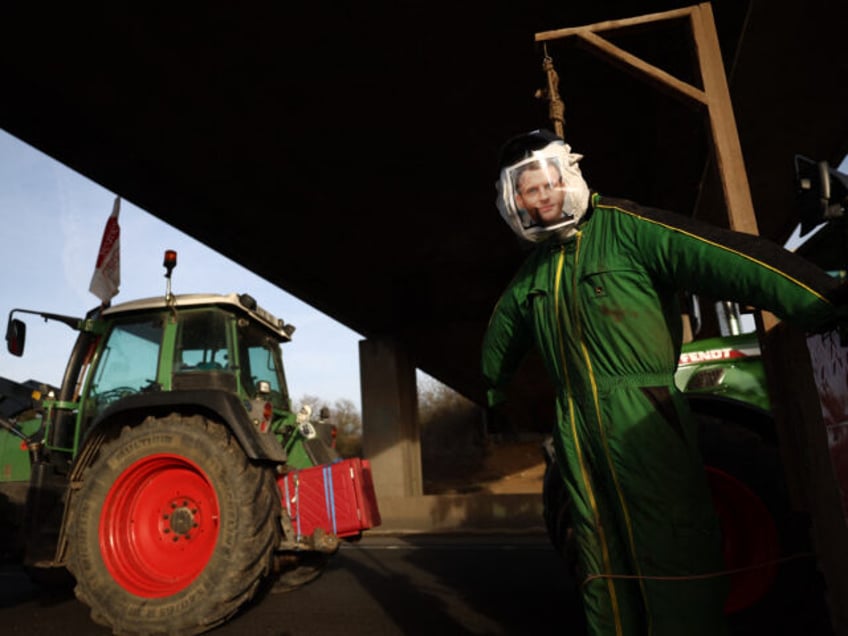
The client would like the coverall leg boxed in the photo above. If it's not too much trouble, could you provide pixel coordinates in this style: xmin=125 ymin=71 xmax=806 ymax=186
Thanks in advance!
xmin=554 ymin=381 xmax=730 ymax=635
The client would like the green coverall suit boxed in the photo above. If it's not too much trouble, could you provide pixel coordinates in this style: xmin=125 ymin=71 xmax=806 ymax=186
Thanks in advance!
xmin=481 ymin=194 xmax=843 ymax=635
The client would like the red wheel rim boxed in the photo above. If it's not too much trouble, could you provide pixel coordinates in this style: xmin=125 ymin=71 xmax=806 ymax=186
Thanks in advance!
xmin=706 ymin=466 xmax=779 ymax=614
xmin=100 ymin=453 xmax=220 ymax=597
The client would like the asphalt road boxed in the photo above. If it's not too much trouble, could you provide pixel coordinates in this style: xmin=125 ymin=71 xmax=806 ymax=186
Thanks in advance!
xmin=0 ymin=532 xmax=836 ymax=636
xmin=0 ymin=533 xmax=582 ymax=636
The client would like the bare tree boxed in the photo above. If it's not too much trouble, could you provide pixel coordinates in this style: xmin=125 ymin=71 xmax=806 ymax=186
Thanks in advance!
xmin=417 ymin=376 xmax=486 ymax=492
xmin=295 ymin=394 xmax=327 ymax=413
xmin=332 ymin=397 xmax=362 ymax=458
xmin=332 ymin=397 xmax=362 ymax=435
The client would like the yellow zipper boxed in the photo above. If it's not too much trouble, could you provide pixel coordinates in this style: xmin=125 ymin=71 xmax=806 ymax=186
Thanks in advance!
xmin=553 ymin=240 xmax=624 ymax=636
xmin=572 ymin=230 xmax=653 ymax=635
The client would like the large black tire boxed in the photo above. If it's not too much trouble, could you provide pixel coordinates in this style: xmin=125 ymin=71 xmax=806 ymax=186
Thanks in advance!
xmin=695 ymin=411 xmax=832 ymax=633
xmin=696 ymin=411 xmax=787 ymax=614
xmin=541 ymin=406 xmax=830 ymax=629
xmin=66 ymin=414 xmax=281 ymax=635
xmin=0 ymin=483 xmax=27 ymax=563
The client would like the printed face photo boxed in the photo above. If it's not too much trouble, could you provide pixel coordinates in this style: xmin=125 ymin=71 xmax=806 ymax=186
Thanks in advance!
xmin=509 ymin=157 xmax=567 ymax=228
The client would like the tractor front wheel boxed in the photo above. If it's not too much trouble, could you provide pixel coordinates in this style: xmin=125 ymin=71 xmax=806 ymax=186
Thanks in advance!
xmin=66 ymin=414 xmax=281 ymax=635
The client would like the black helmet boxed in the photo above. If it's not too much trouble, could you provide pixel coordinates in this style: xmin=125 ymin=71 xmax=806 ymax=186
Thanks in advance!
xmin=496 ymin=129 xmax=563 ymax=176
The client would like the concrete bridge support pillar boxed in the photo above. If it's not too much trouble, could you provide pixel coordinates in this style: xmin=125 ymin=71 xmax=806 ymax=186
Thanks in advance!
xmin=359 ymin=338 xmax=422 ymax=499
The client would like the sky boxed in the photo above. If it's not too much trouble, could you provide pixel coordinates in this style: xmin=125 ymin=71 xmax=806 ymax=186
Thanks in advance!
xmin=0 ymin=129 xmax=366 ymax=410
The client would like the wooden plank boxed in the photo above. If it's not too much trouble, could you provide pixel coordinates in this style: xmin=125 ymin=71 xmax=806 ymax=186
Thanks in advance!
xmin=535 ymin=6 xmax=694 ymax=42
xmin=689 ymin=2 xmax=758 ymax=234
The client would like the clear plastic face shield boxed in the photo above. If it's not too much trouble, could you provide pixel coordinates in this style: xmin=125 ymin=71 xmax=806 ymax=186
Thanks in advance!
xmin=496 ymin=141 xmax=590 ymax=243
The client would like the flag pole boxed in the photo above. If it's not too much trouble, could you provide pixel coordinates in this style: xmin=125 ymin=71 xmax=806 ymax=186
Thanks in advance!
xmin=89 ymin=196 xmax=122 ymax=309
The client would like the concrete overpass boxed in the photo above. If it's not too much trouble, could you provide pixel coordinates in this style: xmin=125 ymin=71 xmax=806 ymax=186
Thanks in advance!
xmin=1 ymin=1 xmax=847 ymax=520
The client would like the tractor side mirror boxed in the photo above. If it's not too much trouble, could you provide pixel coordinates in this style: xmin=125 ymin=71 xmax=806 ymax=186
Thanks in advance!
xmin=795 ymin=154 xmax=848 ymax=236
xmin=5 ymin=318 xmax=26 ymax=357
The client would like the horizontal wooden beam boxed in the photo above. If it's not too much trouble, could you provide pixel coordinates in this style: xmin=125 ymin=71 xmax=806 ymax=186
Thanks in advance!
xmin=535 ymin=6 xmax=694 ymax=42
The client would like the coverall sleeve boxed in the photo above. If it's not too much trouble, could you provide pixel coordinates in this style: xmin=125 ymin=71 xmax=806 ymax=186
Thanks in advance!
xmin=608 ymin=198 xmax=845 ymax=332
xmin=481 ymin=283 xmax=535 ymax=407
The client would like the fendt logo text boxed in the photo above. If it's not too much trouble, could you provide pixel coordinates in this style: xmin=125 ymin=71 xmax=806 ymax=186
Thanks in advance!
xmin=678 ymin=347 xmax=751 ymax=365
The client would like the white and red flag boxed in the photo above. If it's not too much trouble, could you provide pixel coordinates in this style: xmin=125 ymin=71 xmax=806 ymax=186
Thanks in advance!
xmin=89 ymin=196 xmax=121 ymax=304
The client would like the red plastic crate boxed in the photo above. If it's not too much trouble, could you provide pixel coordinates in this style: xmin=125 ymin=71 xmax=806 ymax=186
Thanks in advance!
xmin=278 ymin=458 xmax=381 ymax=539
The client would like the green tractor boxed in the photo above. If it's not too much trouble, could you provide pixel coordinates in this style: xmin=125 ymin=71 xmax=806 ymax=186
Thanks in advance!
xmin=0 ymin=252 xmax=379 ymax=635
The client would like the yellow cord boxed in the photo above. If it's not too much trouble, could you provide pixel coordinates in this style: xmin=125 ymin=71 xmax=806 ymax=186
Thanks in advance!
xmin=582 ymin=552 xmax=816 ymax=587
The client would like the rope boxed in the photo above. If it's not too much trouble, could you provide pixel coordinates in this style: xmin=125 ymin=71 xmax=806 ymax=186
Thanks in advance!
xmin=540 ymin=44 xmax=565 ymax=139
xmin=543 ymin=57 xmax=565 ymax=138
xmin=581 ymin=551 xmax=816 ymax=587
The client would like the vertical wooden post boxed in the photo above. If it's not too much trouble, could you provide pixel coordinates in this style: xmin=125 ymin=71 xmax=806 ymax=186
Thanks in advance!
xmin=689 ymin=3 xmax=758 ymax=234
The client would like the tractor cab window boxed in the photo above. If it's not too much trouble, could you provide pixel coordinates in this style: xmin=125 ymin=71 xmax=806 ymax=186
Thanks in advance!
xmin=237 ymin=319 xmax=290 ymax=410
xmin=176 ymin=311 xmax=231 ymax=371
xmin=88 ymin=317 xmax=164 ymax=413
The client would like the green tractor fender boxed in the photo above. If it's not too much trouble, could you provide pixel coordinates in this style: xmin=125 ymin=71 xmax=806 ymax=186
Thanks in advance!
xmin=78 ymin=389 xmax=286 ymax=467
